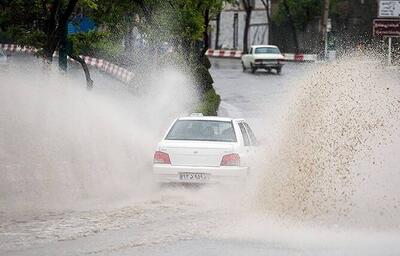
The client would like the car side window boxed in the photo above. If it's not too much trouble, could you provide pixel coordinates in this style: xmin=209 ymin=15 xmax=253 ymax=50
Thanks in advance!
xmin=249 ymin=48 xmax=253 ymax=54
xmin=238 ymin=123 xmax=251 ymax=146
xmin=244 ymin=122 xmax=258 ymax=146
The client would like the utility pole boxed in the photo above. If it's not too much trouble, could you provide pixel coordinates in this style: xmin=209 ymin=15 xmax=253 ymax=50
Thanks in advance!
xmin=388 ymin=36 xmax=392 ymax=65
xmin=321 ymin=0 xmax=330 ymax=60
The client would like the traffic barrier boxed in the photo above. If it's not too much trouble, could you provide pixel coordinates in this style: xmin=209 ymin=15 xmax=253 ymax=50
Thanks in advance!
xmin=206 ymin=49 xmax=242 ymax=58
xmin=0 ymin=44 xmax=135 ymax=83
xmin=205 ymin=49 xmax=317 ymax=62
xmin=0 ymin=44 xmax=38 ymax=54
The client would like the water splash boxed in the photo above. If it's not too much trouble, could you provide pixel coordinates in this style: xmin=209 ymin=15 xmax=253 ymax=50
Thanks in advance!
xmin=256 ymin=53 xmax=400 ymax=229
xmin=0 ymin=59 xmax=195 ymax=212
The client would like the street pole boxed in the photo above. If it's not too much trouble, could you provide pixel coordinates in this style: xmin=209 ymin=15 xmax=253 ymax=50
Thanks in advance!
xmin=388 ymin=36 xmax=392 ymax=66
xmin=322 ymin=0 xmax=330 ymax=60
xmin=324 ymin=31 xmax=328 ymax=61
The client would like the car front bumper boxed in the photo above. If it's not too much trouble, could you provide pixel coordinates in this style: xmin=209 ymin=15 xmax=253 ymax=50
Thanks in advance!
xmin=253 ymin=63 xmax=283 ymax=68
xmin=153 ymin=164 xmax=249 ymax=184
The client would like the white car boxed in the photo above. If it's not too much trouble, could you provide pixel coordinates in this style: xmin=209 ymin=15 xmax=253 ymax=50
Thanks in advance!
xmin=241 ymin=45 xmax=284 ymax=74
xmin=153 ymin=115 xmax=258 ymax=184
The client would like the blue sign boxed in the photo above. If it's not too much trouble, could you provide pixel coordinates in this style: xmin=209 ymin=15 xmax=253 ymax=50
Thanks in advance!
xmin=68 ymin=16 xmax=96 ymax=34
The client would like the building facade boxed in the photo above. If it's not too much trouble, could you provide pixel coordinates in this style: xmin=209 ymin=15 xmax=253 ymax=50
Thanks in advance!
xmin=209 ymin=1 xmax=273 ymax=51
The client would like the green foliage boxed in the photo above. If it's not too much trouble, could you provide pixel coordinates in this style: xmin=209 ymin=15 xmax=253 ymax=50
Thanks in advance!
xmin=3 ymin=27 xmax=46 ymax=49
xmin=83 ymin=0 xmax=137 ymax=38
xmin=68 ymin=30 xmax=123 ymax=57
xmin=273 ymin=0 xmax=322 ymax=30
xmin=193 ymin=64 xmax=214 ymax=93
xmin=144 ymin=1 xmax=204 ymax=43
xmin=80 ymin=0 xmax=98 ymax=10
xmin=0 ymin=0 xmax=44 ymax=47
xmin=195 ymin=88 xmax=221 ymax=116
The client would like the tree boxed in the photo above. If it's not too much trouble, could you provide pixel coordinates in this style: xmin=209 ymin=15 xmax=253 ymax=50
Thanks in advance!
xmin=260 ymin=0 xmax=271 ymax=44
xmin=0 ymin=0 xmax=94 ymax=87
xmin=242 ymin=0 xmax=253 ymax=54
xmin=215 ymin=11 xmax=221 ymax=49
xmin=282 ymin=0 xmax=299 ymax=53
xmin=273 ymin=0 xmax=322 ymax=53
xmin=199 ymin=0 xmax=226 ymax=54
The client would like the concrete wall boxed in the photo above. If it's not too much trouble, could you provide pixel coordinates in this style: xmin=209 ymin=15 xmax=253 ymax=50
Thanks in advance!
xmin=209 ymin=1 xmax=271 ymax=50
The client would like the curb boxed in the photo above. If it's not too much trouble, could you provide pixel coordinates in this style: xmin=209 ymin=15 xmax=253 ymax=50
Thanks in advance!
xmin=0 ymin=44 xmax=135 ymax=83
xmin=205 ymin=49 xmax=317 ymax=62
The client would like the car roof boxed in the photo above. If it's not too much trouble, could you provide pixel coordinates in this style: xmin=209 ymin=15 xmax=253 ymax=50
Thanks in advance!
xmin=251 ymin=45 xmax=278 ymax=48
xmin=178 ymin=116 xmax=244 ymax=122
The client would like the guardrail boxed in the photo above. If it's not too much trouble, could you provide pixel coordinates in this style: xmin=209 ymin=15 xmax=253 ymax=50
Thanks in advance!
xmin=205 ymin=49 xmax=318 ymax=62
xmin=0 ymin=44 xmax=135 ymax=83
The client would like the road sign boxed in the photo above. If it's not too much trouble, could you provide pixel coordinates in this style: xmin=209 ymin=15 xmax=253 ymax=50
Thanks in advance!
xmin=373 ymin=19 xmax=400 ymax=37
xmin=378 ymin=0 xmax=400 ymax=18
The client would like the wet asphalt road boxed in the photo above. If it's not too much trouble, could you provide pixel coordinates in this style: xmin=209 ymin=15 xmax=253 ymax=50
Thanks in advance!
xmin=210 ymin=58 xmax=314 ymax=141
xmin=3 ymin=56 xmax=399 ymax=256
xmin=210 ymin=58 xmax=312 ymax=118
xmin=0 ymin=56 xmax=317 ymax=256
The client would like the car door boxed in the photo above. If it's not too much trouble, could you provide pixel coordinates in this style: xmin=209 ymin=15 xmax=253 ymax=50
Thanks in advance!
xmin=243 ymin=47 xmax=252 ymax=67
xmin=237 ymin=122 xmax=253 ymax=167
xmin=243 ymin=122 xmax=258 ymax=148
xmin=240 ymin=122 xmax=260 ymax=169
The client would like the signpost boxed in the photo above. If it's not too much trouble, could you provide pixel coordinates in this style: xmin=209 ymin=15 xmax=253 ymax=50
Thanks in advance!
xmin=376 ymin=0 xmax=400 ymax=65
xmin=378 ymin=0 xmax=400 ymax=18
xmin=373 ymin=19 xmax=400 ymax=36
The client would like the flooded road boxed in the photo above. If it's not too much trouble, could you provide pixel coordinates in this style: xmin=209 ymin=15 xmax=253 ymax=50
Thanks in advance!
xmin=1 ymin=56 xmax=400 ymax=255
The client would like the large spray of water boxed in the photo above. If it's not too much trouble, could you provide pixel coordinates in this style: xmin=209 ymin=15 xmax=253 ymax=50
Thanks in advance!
xmin=255 ymin=53 xmax=400 ymax=229
xmin=0 ymin=58 xmax=195 ymax=212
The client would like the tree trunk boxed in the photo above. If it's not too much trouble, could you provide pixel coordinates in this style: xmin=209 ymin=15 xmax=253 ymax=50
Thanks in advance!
xmin=42 ymin=0 xmax=92 ymax=86
xmin=321 ymin=0 xmax=330 ymax=57
xmin=321 ymin=0 xmax=330 ymax=37
xmin=67 ymin=53 xmax=94 ymax=89
xmin=215 ymin=12 xmax=221 ymax=49
xmin=260 ymin=0 xmax=272 ymax=44
xmin=43 ymin=0 xmax=60 ymax=63
xmin=282 ymin=0 xmax=300 ymax=53
xmin=243 ymin=9 xmax=251 ymax=54
xmin=202 ymin=8 xmax=210 ymax=55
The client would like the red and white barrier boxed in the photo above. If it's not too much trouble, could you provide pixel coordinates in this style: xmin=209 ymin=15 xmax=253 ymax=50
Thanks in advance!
xmin=206 ymin=48 xmax=317 ymax=62
xmin=206 ymin=49 xmax=242 ymax=58
xmin=80 ymin=56 xmax=135 ymax=82
xmin=0 ymin=44 xmax=38 ymax=54
xmin=283 ymin=53 xmax=317 ymax=62
xmin=0 ymin=44 xmax=134 ymax=83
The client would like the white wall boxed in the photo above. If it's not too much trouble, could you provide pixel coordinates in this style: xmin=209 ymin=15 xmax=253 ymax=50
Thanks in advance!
xmin=209 ymin=1 xmax=271 ymax=50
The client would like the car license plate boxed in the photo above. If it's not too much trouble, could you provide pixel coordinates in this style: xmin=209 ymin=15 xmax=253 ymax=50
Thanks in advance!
xmin=179 ymin=172 xmax=210 ymax=181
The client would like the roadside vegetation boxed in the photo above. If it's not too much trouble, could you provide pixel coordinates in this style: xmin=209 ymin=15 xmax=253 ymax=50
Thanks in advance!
xmin=196 ymin=88 xmax=221 ymax=116
xmin=0 ymin=0 xmax=233 ymax=115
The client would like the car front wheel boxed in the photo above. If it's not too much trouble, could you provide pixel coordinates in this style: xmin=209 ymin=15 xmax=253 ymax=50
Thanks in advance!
xmin=250 ymin=63 xmax=256 ymax=74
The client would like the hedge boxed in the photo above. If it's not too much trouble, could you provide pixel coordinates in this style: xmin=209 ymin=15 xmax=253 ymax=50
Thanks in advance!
xmin=195 ymin=88 xmax=221 ymax=116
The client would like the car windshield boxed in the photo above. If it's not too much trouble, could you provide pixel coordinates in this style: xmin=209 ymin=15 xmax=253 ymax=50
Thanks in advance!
xmin=255 ymin=47 xmax=280 ymax=54
xmin=165 ymin=120 xmax=237 ymax=142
